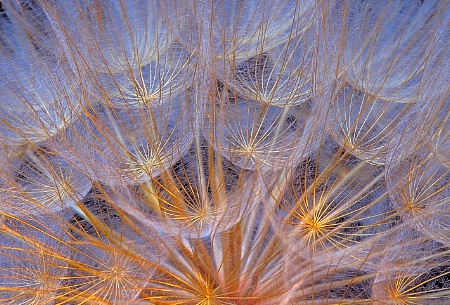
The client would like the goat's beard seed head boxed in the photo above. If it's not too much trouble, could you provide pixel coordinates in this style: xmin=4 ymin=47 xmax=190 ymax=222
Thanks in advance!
xmin=0 ymin=0 xmax=448 ymax=304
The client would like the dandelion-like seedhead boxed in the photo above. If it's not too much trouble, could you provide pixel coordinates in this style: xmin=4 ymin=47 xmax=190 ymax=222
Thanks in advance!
xmin=0 ymin=0 xmax=449 ymax=304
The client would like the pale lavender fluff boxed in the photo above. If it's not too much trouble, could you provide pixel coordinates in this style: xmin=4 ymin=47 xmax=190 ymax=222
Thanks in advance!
xmin=0 ymin=0 xmax=448 ymax=304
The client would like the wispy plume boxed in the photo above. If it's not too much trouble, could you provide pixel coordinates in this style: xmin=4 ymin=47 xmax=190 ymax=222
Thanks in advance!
xmin=0 ymin=0 xmax=449 ymax=304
